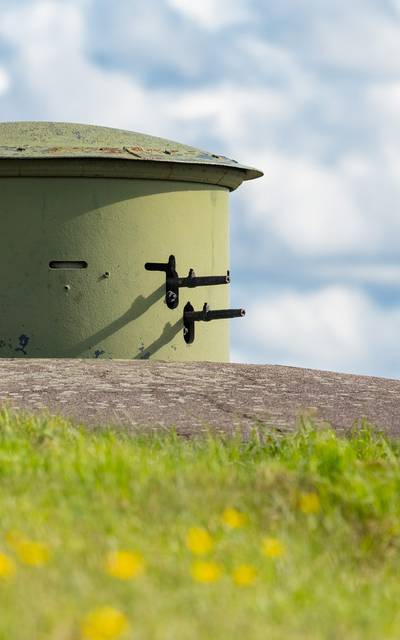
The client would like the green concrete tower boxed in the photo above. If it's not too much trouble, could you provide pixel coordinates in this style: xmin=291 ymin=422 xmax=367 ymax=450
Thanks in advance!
xmin=0 ymin=122 xmax=262 ymax=361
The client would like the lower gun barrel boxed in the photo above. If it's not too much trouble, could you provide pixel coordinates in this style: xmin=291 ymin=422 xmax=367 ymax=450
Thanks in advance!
xmin=206 ymin=308 xmax=245 ymax=320
xmin=184 ymin=308 xmax=245 ymax=322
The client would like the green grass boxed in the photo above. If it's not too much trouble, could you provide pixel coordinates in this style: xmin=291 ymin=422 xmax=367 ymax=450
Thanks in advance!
xmin=1 ymin=409 xmax=400 ymax=639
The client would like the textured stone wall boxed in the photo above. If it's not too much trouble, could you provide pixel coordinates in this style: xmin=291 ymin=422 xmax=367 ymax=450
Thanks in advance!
xmin=0 ymin=359 xmax=399 ymax=437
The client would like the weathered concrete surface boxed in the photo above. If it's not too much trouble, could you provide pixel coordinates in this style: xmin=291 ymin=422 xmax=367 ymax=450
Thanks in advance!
xmin=0 ymin=359 xmax=399 ymax=437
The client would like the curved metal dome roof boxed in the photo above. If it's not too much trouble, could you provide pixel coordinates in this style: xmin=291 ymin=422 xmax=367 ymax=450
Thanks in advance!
xmin=0 ymin=121 xmax=263 ymax=190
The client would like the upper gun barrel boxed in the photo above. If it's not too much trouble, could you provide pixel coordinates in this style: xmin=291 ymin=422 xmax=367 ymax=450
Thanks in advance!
xmin=167 ymin=273 xmax=230 ymax=289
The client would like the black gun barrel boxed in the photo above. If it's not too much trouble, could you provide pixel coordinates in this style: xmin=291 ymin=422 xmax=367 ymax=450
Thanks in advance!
xmin=206 ymin=308 xmax=245 ymax=320
xmin=184 ymin=307 xmax=245 ymax=322
xmin=145 ymin=262 xmax=169 ymax=271
xmin=167 ymin=274 xmax=230 ymax=289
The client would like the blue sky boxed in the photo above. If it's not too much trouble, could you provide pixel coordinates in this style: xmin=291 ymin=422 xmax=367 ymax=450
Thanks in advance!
xmin=1 ymin=0 xmax=400 ymax=377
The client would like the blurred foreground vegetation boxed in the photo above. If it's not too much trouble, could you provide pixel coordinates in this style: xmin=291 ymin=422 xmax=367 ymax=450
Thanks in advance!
xmin=0 ymin=409 xmax=400 ymax=639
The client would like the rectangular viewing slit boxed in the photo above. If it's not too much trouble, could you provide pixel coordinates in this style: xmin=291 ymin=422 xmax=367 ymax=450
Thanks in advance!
xmin=49 ymin=261 xmax=88 ymax=269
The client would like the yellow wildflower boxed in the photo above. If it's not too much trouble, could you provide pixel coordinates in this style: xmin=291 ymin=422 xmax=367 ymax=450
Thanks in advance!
xmin=262 ymin=537 xmax=286 ymax=559
xmin=81 ymin=606 xmax=129 ymax=640
xmin=15 ymin=540 xmax=51 ymax=566
xmin=191 ymin=561 xmax=221 ymax=583
xmin=298 ymin=492 xmax=321 ymax=514
xmin=5 ymin=531 xmax=51 ymax=566
xmin=0 ymin=552 xmax=15 ymax=579
xmin=232 ymin=564 xmax=256 ymax=586
xmin=186 ymin=527 xmax=213 ymax=555
xmin=221 ymin=508 xmax=247 ymax=529
xmin=105 ymin=550 xmax=144 ymax=580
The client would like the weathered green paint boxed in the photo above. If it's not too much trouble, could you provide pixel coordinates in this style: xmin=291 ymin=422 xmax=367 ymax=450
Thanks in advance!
xmin=0 ymin=122 xmax=263 ymax=361
xmin=0 ymin=177 xmax=229 ymax=360
xmin=0 ymin=122 xmax=262 ymax=190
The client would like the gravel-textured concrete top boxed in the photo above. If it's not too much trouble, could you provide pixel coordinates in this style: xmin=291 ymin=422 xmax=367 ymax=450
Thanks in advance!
xmin=0 ymin=359 xmax=399 ymax=437
xmin=0 ymin=121 xmax=262 ymax=188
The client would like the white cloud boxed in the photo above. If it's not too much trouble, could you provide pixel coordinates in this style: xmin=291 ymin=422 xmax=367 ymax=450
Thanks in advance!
xmin=236 ymin=37 xmax=316 ymax=98
xmin=311 ymin=263 xmax=400 ymax=287
xmin=172 ymin=83 xmax=293 ymax=145
xmin=233 ymin=286 xmax=400 ymax=376
xmin=87 ymin=2 xmax=212 ymax=79
xmin=367 ymin=81 xmax=400 ymax=141
xmin=167 ymin=0 xmax=251 ymax=30
xmin=0 ymin=1 xmax=175 ymax=134
xmin=0 ymin=68 xmax=10 ymax=95
xmin=299 ymin=3 xmax=400 ymax=75
xmin=0 ymin=1 xmax=84 ymax=48
xmin=238 ymin=151 xmax=373 ymax=257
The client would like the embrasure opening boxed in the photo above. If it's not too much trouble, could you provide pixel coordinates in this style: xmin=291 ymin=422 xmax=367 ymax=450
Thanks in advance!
xmin=49 ymin=261 xmax=88 ymax=269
